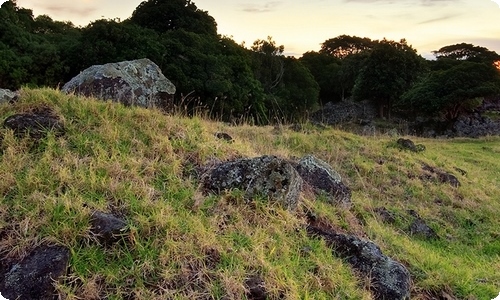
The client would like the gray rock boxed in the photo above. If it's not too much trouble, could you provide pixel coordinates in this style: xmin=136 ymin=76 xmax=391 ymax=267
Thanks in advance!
xmin=422 ymin=164 xmax=460 ymax=188
xmin=244 ymin=275 xmax=267 ymax=300
xmin=407 ymin=210 xmax=438 ymax=240
xmin=295 ymin=155 xmax=351 ymax=207
xmin=201 ymin=155 xmax=303 ymax=210
xmin=397 ymin=138 xmax=425 ymax=152
xmin=62 ymin=58 xmax=176 ymax=109
xmin=307 ymin=225 xmax=411 ymax=300
xmin=3 ymin=107 xmax=64 ymax=139
xmin=0 ymin=245 xmax=70 ymax=300
xmin=310 ymin=100 xmax=378 ymax=126
xmin=0 ymin=88 xmax=18 ymax=104
xmin=90 ymin=211 xmax=128 ymax=245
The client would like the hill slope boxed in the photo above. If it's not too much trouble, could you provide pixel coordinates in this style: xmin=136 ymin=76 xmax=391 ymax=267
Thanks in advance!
xmin=0 ymin=88 xmax=499 ymax=299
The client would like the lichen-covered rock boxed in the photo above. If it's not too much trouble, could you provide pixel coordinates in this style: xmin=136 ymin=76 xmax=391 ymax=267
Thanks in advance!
xmin=295 ymin=155 xmax=351 ymax=207
xmin=62 ymin=58 xmax=176 ymax=108
xmin=201 ymin=155 xmax=303 ymax=210
xmin=0 ymin=245 xmax=70 ymax=300
xmin=397 ymin=138 xmax=425 ymax=152
xmin=0 ymin=89 xmax=18 ymax=104
xmin=3 ymin=107 xmax=64 ymax=139
xmin=307 ymin=225 xmax=411 ymax=300
xmin=90 ymin=211 xmax=128 ymax=245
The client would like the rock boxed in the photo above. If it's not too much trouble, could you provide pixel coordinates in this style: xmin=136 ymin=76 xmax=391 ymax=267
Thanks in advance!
xmin=375 ymin=207 xmax=396 ymax=224
xmin=201 ymin=155 xmax=303 ymax=210
xmin=421 ymin=164 xmax=460 ymax=188
xmin=397 ymin=138 xmax=425 ymax=152
xmin=214 ymin=132 xmax=233 ymax=142
xmin=294 ymin=155 xmax=351 ymax=207
xmin=409 ymin=217 xmax=438 ymax=240
xmin=307 ymin=225 xmax=411 ymax=300
xmin=310 ymin=100 xmax=378 ymax=126
xmin=0 ymin=89 xmax=18 ymax=104
xmin=0 ymin=245 xmax=70 ymax=300
xmin=90 ymin=211 xmax=128 ymax=245
xmin=244 ymin=275 xmax=267 ymax=300
xmin=62 ymin=58 xmax=176 ymax=109
xmin=3 ymin=107 xmax=64 ymax=139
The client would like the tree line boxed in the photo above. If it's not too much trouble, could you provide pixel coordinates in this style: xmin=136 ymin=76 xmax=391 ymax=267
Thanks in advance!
xmin=1 ymin=0 xmax=500 ymax=124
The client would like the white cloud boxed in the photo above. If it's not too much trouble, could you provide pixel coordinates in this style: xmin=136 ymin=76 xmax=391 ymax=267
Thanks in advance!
xmin=491 ymin=0 xmax=500 ymax=7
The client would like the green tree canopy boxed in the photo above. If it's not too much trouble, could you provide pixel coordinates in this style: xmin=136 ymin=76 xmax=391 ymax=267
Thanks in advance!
xmin=352 ymin=39 xmax=427 ymax=118
xmin=129 ymin=0 xmax=217 ymax=36
xmin=319 ymin=35 xmax=374 ymax=59
xmin=401 ymin=61 xmax=500 ymax=121
xmin=432 ymin=43 xmax=500 ymax=64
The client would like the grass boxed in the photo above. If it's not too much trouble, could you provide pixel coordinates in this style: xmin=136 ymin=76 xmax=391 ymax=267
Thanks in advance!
xmin=1 ymin=88 xmax=499 ymax=299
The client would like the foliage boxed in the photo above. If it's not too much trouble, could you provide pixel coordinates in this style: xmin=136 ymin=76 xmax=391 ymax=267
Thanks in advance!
xmin=128 ymin=0 xmax=217 ymax=36
xmin=352 ymin=39 xmax=427 ymax=118
xmin=401 ymin=61 xmax=500 ymax=120
xmin=319 ymin=35 xmax=375 ymax=59
xmin=432 ymin=42 xmax=500 ymax=64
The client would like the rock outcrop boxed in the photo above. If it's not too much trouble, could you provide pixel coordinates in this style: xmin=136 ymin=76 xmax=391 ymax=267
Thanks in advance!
xmin=310 ymin=100 xmax=378 ymax=125
xmin=62 ymin=58 xmax=176 ymax=109
xmin=294 ymin=155 xmax=351 ymax=207
xmin=307 ymin=224 xmax=411 ymax=300
xmin=201 ymin=155 xmax=303 ymax=210
xmin=0 ymin=245 xmax=70 ymax=300
xmin=0 ymin=89 xmax=18 ymax=104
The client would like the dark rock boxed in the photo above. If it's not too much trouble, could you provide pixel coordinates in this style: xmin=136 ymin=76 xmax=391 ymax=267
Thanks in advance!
xmin=3 ymin=108 xmax=64 ymax=139
xmin=244 ymin=275 xmax=267 ymax=300
xmin=215 ymin=132 xmax=233 ymax=142
xmin=90 ymin=211 xmax=128 ymax=245
xmin=201 ymin=155 xmax=303 ymax=210
xmin=409 ymin=218 xmax=438 ymax=240
xmin=310 ymin=100 xmax=378 ymax=126
xmin=294 ymin=155 xmax=351 ymax=207
xmin=0 ymin=89 xmax=18 ymax=104
xmin=307 ymin=226 xmax=411 ymax=300
xmin=421 ymin=164 xmax=460 ymax=188
xmin=375 ymin=207 xmax=396 ymax=224
xmin=397 ymin=138 xmax=425 ymax=152
xmin=0 ymin=245 xmax=70 ymax=300
xmin=62 ymin=58 xmax=176 ymax=109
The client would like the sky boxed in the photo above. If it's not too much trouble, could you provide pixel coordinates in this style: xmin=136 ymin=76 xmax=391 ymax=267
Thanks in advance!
xmin=7 ymin=0 xmax=500 ymax=58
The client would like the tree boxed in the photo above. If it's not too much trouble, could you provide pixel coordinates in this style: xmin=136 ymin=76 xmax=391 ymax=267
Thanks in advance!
xmin=319 ymin=35 xmax=374 ymax=59
xmin=300 ymin=51 xmax=341 ymax=103
xmin=352 ymin=39 xmax=427 ymax=118
xmin=432 ymin=43 xmax=500 ymax=64
xmin=250 ymin=36 xmax=285 ymax=93
xmin=401 ymin=61 xmax=500 ymax=121
xmin=129 ymin=0 xmax=217 ymax=36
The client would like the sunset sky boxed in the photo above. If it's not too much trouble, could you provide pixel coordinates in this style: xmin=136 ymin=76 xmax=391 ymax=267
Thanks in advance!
xmin=10 ymin=0 xmax=500 ymax=58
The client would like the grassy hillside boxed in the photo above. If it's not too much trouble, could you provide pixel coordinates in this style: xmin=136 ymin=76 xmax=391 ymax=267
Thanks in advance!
xmin=0 ymin=88 xmax=499 ymax=299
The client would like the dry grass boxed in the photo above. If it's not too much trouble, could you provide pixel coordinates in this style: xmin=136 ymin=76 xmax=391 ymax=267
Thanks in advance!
xmin=0 ymin=88 xmax=499 ymax=299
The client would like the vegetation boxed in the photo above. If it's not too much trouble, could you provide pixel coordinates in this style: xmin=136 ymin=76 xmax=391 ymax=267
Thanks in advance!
xmin=1 ymin=88 xmax=499 ymax=299
xmin=1 ymin=0 xmax=499 ymax=125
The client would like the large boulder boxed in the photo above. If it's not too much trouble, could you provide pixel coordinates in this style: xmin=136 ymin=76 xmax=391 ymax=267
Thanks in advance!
xmin=295 ymin=155 xmax=351 ymax=207
xmin=0 ymin=245 xmax=70 ymax=300
xmin=62 ymin=58 xmax=176 ymax=108
xmin=201 ymin=156 xmax=303 ymax=210
xmin=307 ymin=224 xmax=411 ymax=300
xmin=0 ymin=89 xmax=18 ymax=104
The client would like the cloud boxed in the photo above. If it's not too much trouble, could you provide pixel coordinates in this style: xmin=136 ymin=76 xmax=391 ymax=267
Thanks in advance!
xmin=343 ymin=0 xmax=459 ymax=5
xmin=40 ymin=4 xmax=98 ymax=17
xmin=241 ymin=1 xmax=282 ymax=13
xmin=417 ymin=14 xmax=460 ymax=24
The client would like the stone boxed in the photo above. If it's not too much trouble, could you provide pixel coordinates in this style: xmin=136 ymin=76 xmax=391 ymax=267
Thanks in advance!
xmin=3 ymin=107 xmax=64 ymax=139
xmin=214 ymin=132 xmax=233 ymax=142
xmin=294 ymin=155 xmax=351 ymax=207
xmin=201 ymin=155 xmax=303 ymax=210
xmin=307 ymin=225 xmax=411 ymax=300
xmin=90 ymin=211 xmax=128 ymax=245
xmin=62 ymin=58 xmax=176 ymax=109
xmin=0 ymin=245 xmax=70 ymax=300
xmin=375 ymin=207 xmax=396 ymax=224
xmin=422 ymin=164 xmax=460 ymax=188
xmin=244 ymin=275 xmax=267 ymax=300
xmin=310 ymin=100 xmax=378 ymax=126
xmin=0 ymin=89 xmax=18 ymax=104
xmin=397 ymin=138 xmax=425 ymax=152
